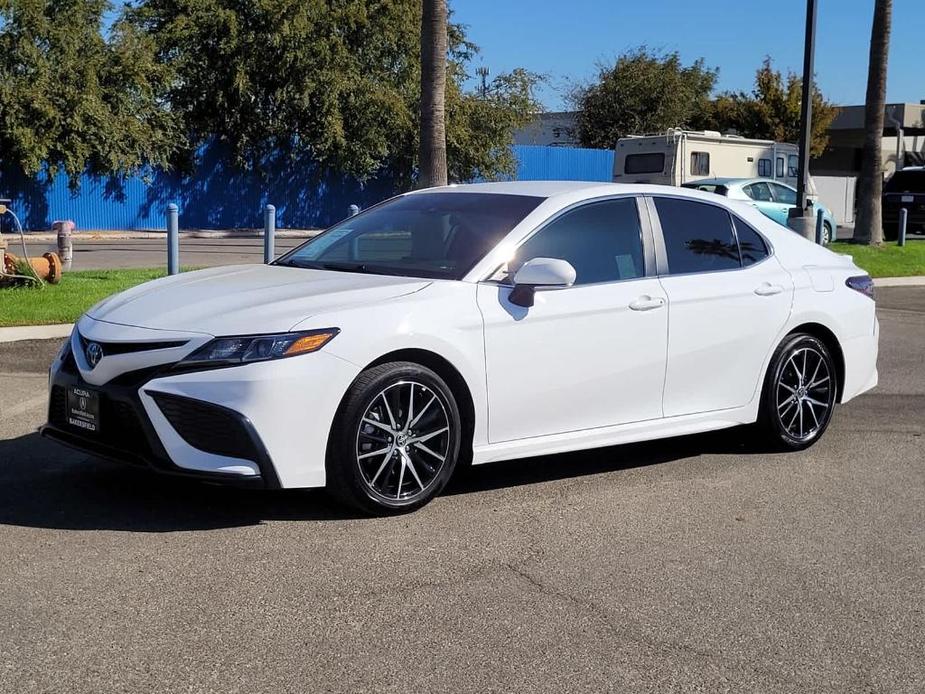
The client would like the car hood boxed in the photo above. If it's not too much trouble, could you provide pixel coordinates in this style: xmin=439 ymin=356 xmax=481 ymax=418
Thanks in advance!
xmin=87 ymin=264 xmax=431 ymax=335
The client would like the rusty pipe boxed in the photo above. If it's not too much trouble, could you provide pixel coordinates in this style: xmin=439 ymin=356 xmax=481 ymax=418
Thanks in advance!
xmin=2 ymin=251 xmax=63 ymax=284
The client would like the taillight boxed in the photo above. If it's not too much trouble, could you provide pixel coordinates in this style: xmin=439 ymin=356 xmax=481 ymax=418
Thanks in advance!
xmin=846 ymin=275 xmax=875 ymax=300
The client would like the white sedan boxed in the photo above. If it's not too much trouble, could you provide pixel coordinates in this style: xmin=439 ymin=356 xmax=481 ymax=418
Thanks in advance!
xmin=43 ymin=182 xmax=879 ymax=514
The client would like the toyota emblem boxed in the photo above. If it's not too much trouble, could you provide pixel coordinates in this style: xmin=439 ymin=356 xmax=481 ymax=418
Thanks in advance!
xmin=86 ymin=342 xmax=103 ymax=369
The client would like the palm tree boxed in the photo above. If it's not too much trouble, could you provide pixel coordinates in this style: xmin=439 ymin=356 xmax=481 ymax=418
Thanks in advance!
xmin=855 ymin=0 xmax=892 ymax=245
xmin=418 ymin=0 xmax=448 ymax=188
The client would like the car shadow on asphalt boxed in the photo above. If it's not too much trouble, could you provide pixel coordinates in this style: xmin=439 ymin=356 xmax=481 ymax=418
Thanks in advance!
xmin=0 ymin=427 xmax=762 ymax=532
xmin=445 ymin=427 xmax=760 ymax=496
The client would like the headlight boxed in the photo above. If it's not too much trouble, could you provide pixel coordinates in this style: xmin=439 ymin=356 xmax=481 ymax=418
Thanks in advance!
xmin=179 ymin=328 xmax=339 ymax=368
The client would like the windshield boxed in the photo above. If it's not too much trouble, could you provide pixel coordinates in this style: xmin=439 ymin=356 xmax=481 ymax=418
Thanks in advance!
xmin=885 ymin=170 xmax=925 ymax=193
xmin=276 ymin=192 xmax=543 ymax=280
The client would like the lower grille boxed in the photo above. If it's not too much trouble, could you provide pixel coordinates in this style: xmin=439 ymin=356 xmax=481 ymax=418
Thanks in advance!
xmin=150 ymin=392 xmax=261 ymax=462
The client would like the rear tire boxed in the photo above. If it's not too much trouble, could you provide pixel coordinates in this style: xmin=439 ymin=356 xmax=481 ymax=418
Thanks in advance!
xmin=756 ymin=334 xmax=838 ymax=451
xmin=326 ymin=361 xmax=461 ymax=515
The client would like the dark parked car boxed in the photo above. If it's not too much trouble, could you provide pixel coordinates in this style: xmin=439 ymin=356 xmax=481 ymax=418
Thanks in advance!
xmin=882 ymin=167 xmax=925 ymax=240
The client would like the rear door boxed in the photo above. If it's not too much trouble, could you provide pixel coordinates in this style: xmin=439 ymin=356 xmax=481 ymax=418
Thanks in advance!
xmin=648 ymin=196 xmax=793 ymax=417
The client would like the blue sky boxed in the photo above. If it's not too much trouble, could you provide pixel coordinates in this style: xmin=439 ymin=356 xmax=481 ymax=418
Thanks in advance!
xmin=452 ymin=0 xmax=923 ymax=110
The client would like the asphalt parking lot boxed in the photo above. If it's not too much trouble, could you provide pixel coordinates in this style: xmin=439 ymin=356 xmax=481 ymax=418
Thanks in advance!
xmin=1 ymin=288 xmax=923 ymax=693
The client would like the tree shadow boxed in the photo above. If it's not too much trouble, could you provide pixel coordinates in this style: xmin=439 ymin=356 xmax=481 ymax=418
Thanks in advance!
xmin=138 ymin=142 xmax=400 ymax=230
xmin=1 ymin=426 xmax=763 ymax=533
xmin=0 ymin=163 xmax=51 ymax=232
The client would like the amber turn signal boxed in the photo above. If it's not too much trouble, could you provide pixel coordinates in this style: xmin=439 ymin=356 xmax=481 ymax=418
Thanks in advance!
xmin=284 ymin=330 xmax=339 ymax=356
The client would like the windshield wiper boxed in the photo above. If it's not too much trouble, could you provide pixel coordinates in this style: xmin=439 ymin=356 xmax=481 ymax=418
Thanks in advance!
xmin=275 ymin=259 xmax=372 ymax=273
xmin=317 ymin=262 xmax=374 ymax=274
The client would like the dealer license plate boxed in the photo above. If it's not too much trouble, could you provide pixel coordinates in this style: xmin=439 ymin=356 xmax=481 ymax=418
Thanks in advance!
xmin=67 ymin=386 xmax=100 ymax=432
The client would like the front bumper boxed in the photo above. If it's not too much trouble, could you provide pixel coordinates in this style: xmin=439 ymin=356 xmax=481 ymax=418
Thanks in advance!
xmin=43 ymin=347 xmax=280 ymax=488
xmin=43 ymin=317 xmax=362 ymax=489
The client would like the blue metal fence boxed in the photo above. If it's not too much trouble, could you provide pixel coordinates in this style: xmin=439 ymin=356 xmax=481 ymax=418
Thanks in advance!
xmin=1 ymin=144 xmax=614 ymax=231
xmin=514 ymin=144 xmax=614 ymax=182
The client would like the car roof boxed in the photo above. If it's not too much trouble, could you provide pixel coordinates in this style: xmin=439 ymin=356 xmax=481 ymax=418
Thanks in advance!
xmin=683 ymin=177 xmax=792 ymax=188
xmin=407 ymin=180 xmax=751 ymax=201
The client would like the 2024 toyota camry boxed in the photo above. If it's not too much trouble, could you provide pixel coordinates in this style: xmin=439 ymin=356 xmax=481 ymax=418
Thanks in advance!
xmin=43 ymin=182 xmax=879 ymax=514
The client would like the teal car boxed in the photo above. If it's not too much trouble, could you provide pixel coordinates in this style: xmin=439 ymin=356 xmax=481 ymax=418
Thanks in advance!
xmin=682 ymin=177 xmax=836 ymax=245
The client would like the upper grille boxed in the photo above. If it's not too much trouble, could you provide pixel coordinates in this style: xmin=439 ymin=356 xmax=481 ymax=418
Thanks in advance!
xmin=78 ymin=332 xmax=188 ymax=356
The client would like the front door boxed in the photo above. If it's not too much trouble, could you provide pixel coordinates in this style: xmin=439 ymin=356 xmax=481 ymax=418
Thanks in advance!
xmin=477 ymin=197 xmax=668 ymax=443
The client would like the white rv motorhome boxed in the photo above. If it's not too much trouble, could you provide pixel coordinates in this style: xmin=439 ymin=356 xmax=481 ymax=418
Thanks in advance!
xmin=613 ymin=129 xmax=801 ymax=188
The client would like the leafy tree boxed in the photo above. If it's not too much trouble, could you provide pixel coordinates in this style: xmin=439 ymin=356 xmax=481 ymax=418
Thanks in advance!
xmin=124 ymin=0 xmax=540 ymax=185
xmin=571 ymin=47 xmax=718 ymax=149
xmin=704 ymin=58 xmax=837 ymax=157
xmin=855 ymin=0 xmax=892 ymax=245
xmin=0 ymin=0 xmax=177 ymax=185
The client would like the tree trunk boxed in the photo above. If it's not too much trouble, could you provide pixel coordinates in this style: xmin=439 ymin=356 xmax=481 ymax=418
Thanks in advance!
xmin=418 ymin=0 xmax=448 ymax=188
xmin=855 ymin=0 xmax=892 ymax=245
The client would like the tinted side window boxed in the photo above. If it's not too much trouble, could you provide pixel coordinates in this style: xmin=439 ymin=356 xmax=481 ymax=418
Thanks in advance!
xmin=788 ymin=155 xmax=799 ymax=177
xmin=654 ymin=198 xmax=740 ymax=275
xmin=513 ymin=199 xmax=644 ymax=285
xmin=733 ymin=216 xmax=769 ymax=266
xmin=758 ymin=158 xmax=772 ymax=177
xmin=625 ymin=153 xmax=665 ymax=174
xmin=776 ymin=157 xmax=785 ymax=177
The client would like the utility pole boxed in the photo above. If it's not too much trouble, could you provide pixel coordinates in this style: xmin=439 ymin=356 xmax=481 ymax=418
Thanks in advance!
xmin=794 ymin=0 xmax=817 ymax=213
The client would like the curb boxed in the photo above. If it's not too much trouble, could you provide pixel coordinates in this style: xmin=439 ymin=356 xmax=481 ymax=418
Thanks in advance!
xmin=6 ymin=229 xmax=321 ymax=242
xmin=0 ymin=323 xmax=73 ymax=344
xmin=873 ymin=276 xmax=925 ymax=287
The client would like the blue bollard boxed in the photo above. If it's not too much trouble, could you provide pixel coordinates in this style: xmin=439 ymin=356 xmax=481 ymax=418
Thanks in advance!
xmin=264 ymin=204 xmax=276 ymax=263
xmin=166 ymin=203 xmax=179 ymax=275
xmin=898 ymin=208 xmax=907 ymax=247
xmin=815 ymin=207 xmax=825 ymax=245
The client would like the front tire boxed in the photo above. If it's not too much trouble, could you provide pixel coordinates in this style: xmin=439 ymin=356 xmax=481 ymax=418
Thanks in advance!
xmin=326 ymin=361 xmax=461 ymax=515
xmin=756 ymin=334 xmax=838 ymax=451
xmin=822 ymin=221 xmax=833 ymax=245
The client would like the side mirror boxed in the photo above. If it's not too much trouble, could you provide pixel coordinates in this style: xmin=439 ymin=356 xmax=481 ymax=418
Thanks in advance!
xmin=509 ymin=257 xmax=577 ymax=308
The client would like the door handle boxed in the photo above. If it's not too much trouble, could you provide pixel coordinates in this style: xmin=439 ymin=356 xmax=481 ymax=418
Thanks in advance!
xmin=754 ymin=283 xmax=784 ymax=296
xmin=629 ymin=295 xmax=666 ymax=311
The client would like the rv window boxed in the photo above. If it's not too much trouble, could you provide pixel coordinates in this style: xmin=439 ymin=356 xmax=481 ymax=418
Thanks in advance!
xmin=690 ymin=151 xmax=710 ymax=176
xmin=776 ymin=157 xmax=785 ymax=177
xmin=624 ymin=153 xmax=665 ymax=174
xmin=653 ymin=198 xmax=740 ymax=275
xmin=757 ymin=159 xmax=772 ymax=177
xmin=788 ymin=155 xmax=799 ymax=177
